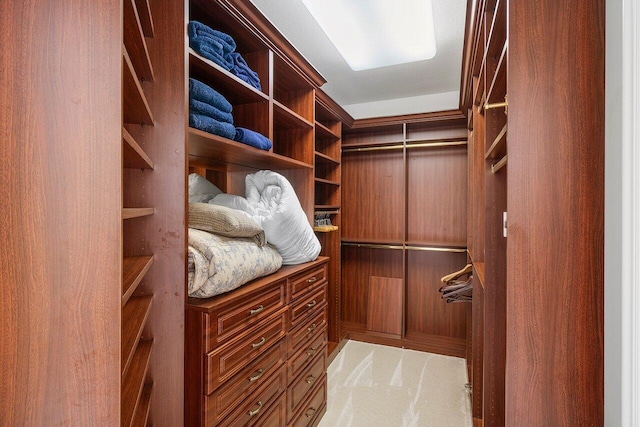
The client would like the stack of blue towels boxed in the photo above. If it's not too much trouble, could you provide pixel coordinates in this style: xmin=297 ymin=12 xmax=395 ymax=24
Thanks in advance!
xmin=189 ymin=21 xmax=262 ymax=91
xmin=189 ymin=78 xmax=236 ymax=140
xmin=189 ymin=78 xmax=273 ymax=151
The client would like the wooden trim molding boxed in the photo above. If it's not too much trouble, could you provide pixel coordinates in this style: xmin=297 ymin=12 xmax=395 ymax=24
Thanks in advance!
xmin=315 ymin=88 xmax=354 ymax=127
xmin=349 ymin=109 xmax=466 ymax=129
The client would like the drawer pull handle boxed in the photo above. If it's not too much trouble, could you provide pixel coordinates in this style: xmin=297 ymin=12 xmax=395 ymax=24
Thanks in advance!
xmin=251 ymin=337 xmax=266 ymax=348
xmin=305 ymin=374 xmax=317 ymax=384
xmin=248 ymin=369 xmax=264 ymax=382
xmin=306 ymin=346 xmax=318 ymax=357
xmin=305 ymin=407 xmax=317 ymax=418
xmin=307 ymin=277 xmax=318 ymax=283
xmin=249 ymin=305 xmax=264 ymax=315
xmin=247 ymin=401 xmax=263 ymax=417
xmin=307 ymin=323 xmax=317 ymax=333
xmin=306 ymin=300 xmax=317 ymax=308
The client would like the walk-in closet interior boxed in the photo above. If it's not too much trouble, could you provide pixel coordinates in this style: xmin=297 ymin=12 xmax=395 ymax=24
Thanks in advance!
xmin=1 ymin=0 xmax=605 ymax=426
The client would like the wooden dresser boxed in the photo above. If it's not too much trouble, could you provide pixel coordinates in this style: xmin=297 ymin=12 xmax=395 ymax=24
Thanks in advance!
xmin=185 ymin=258 xmax=329 ymax=426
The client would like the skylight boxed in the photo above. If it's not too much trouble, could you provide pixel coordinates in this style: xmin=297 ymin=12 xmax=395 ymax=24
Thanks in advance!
xmin=300 ymin=0 xmax=437 ymax=71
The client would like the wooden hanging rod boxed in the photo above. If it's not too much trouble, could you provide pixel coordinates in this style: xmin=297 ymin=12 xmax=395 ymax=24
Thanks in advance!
xmin=491 ymin=154 xmax=508 ymax=173
xmin=314 ymin=210 xmax=339 ymax=215
xmin=341 ymin=242 xmax=468 ymax=253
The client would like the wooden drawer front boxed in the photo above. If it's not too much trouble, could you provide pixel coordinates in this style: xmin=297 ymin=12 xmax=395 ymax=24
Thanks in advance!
xmin=206 ymin=367 xmax=286 ymax=427
xmin=288 ymin=306 xmax=327 ymax=356
xmin=289 ymin=265 xmax=326 ymax=303
xmin=287 ymin=330 xmax=327 ymax=385
xmin=206 ymin=335 xmax=286 ymax=400
xmin=290 ymin=284 xmax=326 ymax=327
xmin=287 ymin=352 xmax=326 ymax=421
xmin=205 ymin=281 xmax=286 ymax=351
xmin=288 ymin=380 xmax=327 ymax=427
xmin=253 ymin=393 xmax=286 ymax=427
xmin=206 ymin=310 xmax=287 ymax=391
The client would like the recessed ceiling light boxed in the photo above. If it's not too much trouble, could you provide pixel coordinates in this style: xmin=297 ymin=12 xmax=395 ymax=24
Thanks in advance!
xmin=300 ymin=0 xmax=437 ymax=71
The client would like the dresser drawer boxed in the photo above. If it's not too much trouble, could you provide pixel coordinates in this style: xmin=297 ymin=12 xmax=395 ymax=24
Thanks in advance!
xmin=253 ymin=393 xmax=286 ymax=427
xmin=205 ymin=336 xmax=286 ymax=405
xmin=288 ymin=265 xmax=326 ymax=303
xmin=290 ymin=283 xmax=326 ymax=328
xmin=287 ymin=352 xmax=326 ymax=421
xmin=288 ymin=306 xmax=327 ymax=356
xmin=287 ymin=329 xmax=326 ymax=384
xmin=207 ymin=366 xmax=286 ymax=427
xmin=206 ymin=309 xmax=287 ymax=391
xmin=288 ymin=380 xmax=327 ymax=427
xmin=204 ymin=280 xmax=286 ymax=351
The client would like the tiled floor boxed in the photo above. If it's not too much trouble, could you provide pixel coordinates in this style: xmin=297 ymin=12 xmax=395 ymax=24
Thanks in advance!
xmin=318 ymin=341 xmax=473 ymax=427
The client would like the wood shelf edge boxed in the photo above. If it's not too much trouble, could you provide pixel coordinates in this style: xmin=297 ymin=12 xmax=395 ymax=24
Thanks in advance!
xmin=121 ymin=339 xmax=153 ymax=427
xmin=122 ymin=47 xmax=154 ymax=126
xmin=123 ymin=128 xmax=154 ymax=169
xmin=122 ymin=296 xmax=153 ymax=376
xmin=273 ymin=99 xmax=314 ymax=129
xmin=122 ymin=207 xmax=155 ymax=220
xmin=122 ymin=255 xmax=154 ymax=305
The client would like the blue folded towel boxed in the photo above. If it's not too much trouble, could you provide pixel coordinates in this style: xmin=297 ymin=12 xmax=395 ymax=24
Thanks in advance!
xmin=229 ymin=52 xmax=262 ymax=90
xmin=233 ymin=127 xmax=272 ymax=151
xmin=190 ymin=98 xmax=233 ymax=124
xmin=189 ymin=78 xmax=232 ymax=114
xmin=188 ymin=21 xmax=236 ymax=70
xmin=189 ymin=113 xmax=236 ymax=140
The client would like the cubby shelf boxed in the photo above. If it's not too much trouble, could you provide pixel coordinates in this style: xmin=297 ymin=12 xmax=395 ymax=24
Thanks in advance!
xmin=189 ymin=49 xmax=268 ymax=105
xmin=121 ymin=340 xmax=153 ymax=427
xmin=123 ymin=128 xmax=154 ymax=170
xmin=123 ymin=0 xmax=154 ymax=82
xmin=188 ymin=127 xmax=312 ymax=170
xmin=122 ymin=255 xmax=154 ymax=306
xmin=315 ymin=121 xmax=340 ymax=140
xmin=123 ymin=48 xmax=154 ymax=126
xmin=315 ymin=177 xmax=340 ymax=186
xmin=122 ymin=295 xmax=153 ymax=376
xmin=273 ymin=100 xmax=314 ymax=129
xmin=486 ymin=42 xmax=507 ymax=105
xmin=131 ymin=383 xmax=153 ymax=426
xmin=315 ymin=151 xmax=340 ymax=165
xmin=485 ymin=124 xmax=507 ymax=160
xmin=134 ymin=0 xmax=154 ymax=38
xmin=122 ymin=208 xmax=155 ymax=220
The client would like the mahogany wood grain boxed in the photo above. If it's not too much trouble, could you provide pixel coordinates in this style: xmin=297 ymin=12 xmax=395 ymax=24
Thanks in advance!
xmin=122 ymin=340 xmax=153 ymax=427
xmin=131 ymin=383 xmax=152 ymax=427
xmin=254 ymin=393 xmax=288 ymax=427
xmin=405 ymin=122 xmax=469 ymax=142
xmin=472 ymin=271 xmax=484 ymax=419
xmin=366 ymin=277 xmax=403 ymax=336
xmin=122 ymin=255 xmax=154 ymax=305
xmin=289 ymin=380 xmax=327 ymax=427
xmin=350 ymin=110 xmax=465 ymax=128
xmin=406 ymin=146 xmax=468 ymax=245
xmin=342 ymin=151 xmax=405 ymax=241
xmin=122 ymin=295 xmax=153 ymax=376
xmin=341 ymin=246 xmax=404 ymax=326
xmin=232 ymin=101 xmax=271 ymax=139
xmin=123 ymin=48 xmax=154 ymax=126
xmin=471 ymin=96 xmax=486 ymax=263
xmin=342 ymin=125 xmax=403 ymax=147
xmin=123 ymin=0 xmax=154 ymax=82
xmin=122 ymin=207 xmax=154 ymax=220
xmin=273 ymin=127 xmax=315 ymax=164
xmin=122 ymin=0 xmax=186 ymax=424
xmin=134 ymin=0 xmax=154 ymax=38
xmin=315 ymin=87 xmax=353 ymax=128
xmin=405 ymin=251 xmax=468 ymax=339
xmin=286 ymin=353 xmax=326 ymax=420
xmin=506 ymin=0 xmax=605 ymax=424
xmin=0 ymin=1 xmax=122 ymax=424
xmin=123 ymin=127 xmax=154 ymax=170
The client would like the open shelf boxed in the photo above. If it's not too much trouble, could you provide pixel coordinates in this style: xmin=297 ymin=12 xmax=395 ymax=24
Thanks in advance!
xmin=134 ymin=0 xmax=154 ymax=37
xmin=122 ymin=208 xmax=155 ymax=220
xmin=315 ymin=121 xmax=340 ymax=140
xmin=341 ymin=237 xmax=405 ymax=246
xmin=314 ymin=225 xmax=339 ymax=233
xmin=485 ymin=0 xmax=507 ymax=63
xmin=123 ymin=48 xmax=154 ymax=126
xmin=188 ymin=127 xmax=312 ymax=170
xmin=486 ymin=42 xmax=507 ymax=105
xmin=315 ymin=204 xmax=340 ymax=210
xmin=122 ymin=255 xmax=154 ymax=306
xmin=123 ymin=128 xmax=154 ymax=170
xmin=189 ymin=49 xmax=268 ymax=105
xmin=491 ymin=154 xmax=508 ymax=173
xmin=131 ymin=383 xmax=152 ymax=426
xmin=122 ymin=295 xmax=153 ymax=376
xmin=273 ymin=100 xmax=314 ymax=130
xmin=315 ymin=151 xmax=340 ymax=165
xmin=123 ymin=0 xmax=154 ymax=82
xmin=122 ymin=340 xmax=153 ymax=427
xmin=315 ymin=177 xmax=340 ymax=186
xmin=485 ymin=124 xmax=507 ymax=160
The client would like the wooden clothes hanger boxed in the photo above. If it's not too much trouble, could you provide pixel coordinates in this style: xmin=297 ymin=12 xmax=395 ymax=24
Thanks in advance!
xmin=440 ymin=263 xmax=473 ymax=283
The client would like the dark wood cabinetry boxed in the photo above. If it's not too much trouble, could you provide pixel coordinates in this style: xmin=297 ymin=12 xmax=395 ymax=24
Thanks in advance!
xmin=185 ymin=259 xmax=328 ymax=426
xmin=340 ymin=113 xmax=469 ymax=357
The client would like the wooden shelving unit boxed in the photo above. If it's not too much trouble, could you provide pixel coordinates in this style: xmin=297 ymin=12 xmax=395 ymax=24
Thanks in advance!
xmin=123 ymin=128 xmax=154 ymax=170
xmin=121 ymin=295 xmax=153 ymax=375
xmin=122 ymin=255 xmax=154 ymax=305
xmin=121 ymin=340 xmax=153 ymax=427
xmin=123 ymin=49 xmax=154 ymax=126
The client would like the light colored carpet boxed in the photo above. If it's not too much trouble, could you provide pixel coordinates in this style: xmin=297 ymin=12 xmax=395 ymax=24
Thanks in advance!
xmin=318 ymin=340 xmax=473 ymax=427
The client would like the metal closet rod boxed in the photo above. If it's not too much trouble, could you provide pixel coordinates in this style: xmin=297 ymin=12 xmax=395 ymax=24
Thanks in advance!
xmin=342 ymin=140 xmax=467 ymax=153
xmin=341 ymin=242 xmax=468 ymax=253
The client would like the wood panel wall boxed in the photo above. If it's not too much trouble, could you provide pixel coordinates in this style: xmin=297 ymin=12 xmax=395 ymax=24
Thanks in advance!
xmin=0 ymin=1 xmax=122 ymax=424
xmin=506 ymin=0 xmax=605 ymax=424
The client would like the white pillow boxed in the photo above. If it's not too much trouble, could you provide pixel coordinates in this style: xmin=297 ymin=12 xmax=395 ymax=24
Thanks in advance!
xmin=210 ymin=193 xmax=257 ymax=217
xmin=188 ymin=173 xmax=223 ymax=203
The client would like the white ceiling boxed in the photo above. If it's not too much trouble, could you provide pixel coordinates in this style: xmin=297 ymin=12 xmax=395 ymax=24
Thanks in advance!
xmin=249 ymin=0 xmax=467 ymax=119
